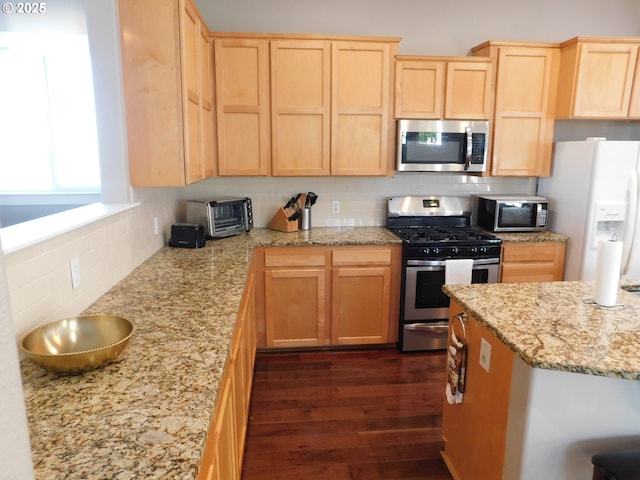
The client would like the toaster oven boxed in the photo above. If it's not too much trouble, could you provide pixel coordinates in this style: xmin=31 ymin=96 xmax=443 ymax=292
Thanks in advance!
xmin=185 ymin=197 xmax=253 ymax=238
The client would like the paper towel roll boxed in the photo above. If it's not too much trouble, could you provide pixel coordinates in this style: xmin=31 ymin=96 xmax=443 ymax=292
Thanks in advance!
xmin=593 ymin=239 xmax=623 ymax=307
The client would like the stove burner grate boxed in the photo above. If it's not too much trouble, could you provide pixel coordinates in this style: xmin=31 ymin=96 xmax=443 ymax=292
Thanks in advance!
xmin=389 ymin=226 xmax=500 ymax=245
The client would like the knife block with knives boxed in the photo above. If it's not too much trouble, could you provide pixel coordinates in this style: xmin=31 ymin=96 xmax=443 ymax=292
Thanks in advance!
xmin=268 ymin=192 xmax=317 ymax=233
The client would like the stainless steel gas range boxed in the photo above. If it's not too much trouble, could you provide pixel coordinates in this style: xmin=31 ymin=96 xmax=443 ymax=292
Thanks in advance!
xmin=387 ymin=195 xmax=502 ymax=352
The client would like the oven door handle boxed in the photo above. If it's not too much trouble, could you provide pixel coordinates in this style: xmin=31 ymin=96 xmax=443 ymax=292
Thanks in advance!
xmin=406 ymin=258 xmax=500 ymax=267
xmin=404 ymin=322 xmax=449 ymax=331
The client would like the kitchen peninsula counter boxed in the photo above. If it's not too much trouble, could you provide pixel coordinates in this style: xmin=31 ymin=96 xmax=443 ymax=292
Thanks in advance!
xmin=442 ymin=280 xmax=640 ymax=480
xmin=19 ymin=227 xmax=400 ymax=479
xmin=443 ymin=280 xmax=640 ymax=380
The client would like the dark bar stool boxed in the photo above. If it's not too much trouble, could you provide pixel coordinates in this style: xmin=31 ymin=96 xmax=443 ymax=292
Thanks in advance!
xmin=592 ymin=447 xmax=640 ymax=480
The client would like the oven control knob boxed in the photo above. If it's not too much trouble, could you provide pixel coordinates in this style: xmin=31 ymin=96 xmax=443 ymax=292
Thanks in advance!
xmin=421 ymin=248 xmax=429 ymax=255
xmin=451 ymin=247 xmax=460 ymax=254
xmin=469 ymin=247 xmax=478 ymax=254
xmin=432 ymin=247 xmax=440 ymax=255
xmin=479 ymin=246 xmax=488 ymax=254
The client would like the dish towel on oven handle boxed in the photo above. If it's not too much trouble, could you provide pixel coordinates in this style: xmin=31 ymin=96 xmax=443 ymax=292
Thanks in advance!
xmin=446 ymin=322 xmax=467 ymax=405
xmin=445 ymin=258 xmax=474 ymax=285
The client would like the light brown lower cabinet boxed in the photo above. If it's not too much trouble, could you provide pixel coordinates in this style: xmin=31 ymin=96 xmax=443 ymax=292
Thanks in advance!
xmin=198 ymin=266 xmax=256 ymax=480
xmin=255 ymin=245 xmax=401 ymax=349
xmin=500 ymin=241 xmax=566 ymax=282
xmin=331 ymin=248 xmax=393 ymax=345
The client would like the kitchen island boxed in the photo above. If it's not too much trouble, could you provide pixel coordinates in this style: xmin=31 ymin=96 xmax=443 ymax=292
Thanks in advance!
xmin=442 ymin=280 xmax=640 ymax=480
xmin=19 ymin=227 xmax=400 ymax=480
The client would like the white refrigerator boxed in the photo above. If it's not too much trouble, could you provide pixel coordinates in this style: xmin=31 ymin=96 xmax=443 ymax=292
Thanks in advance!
xmin=537 ymin=140 xmax=640 ymax=281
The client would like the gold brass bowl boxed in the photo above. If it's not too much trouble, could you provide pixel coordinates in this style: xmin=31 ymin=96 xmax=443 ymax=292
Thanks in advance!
xmin=20 ymin=315 xmax=135 ymax=374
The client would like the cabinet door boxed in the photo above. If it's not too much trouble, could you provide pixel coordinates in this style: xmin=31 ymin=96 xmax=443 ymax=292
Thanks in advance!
xmin=394 ymin=60 xmax=445 ymax=119
xmin=212 ymin=373 xmax=239 ymax=480
xmin=199 ymin=25 xmax=216 ymax=178
xmin=445 ymin=60 xmax=493 ymax=120
xmin=214 ymin=37 xmax=270 ymax=175
xmin=500 ymin=241 xmax=566 ymax=283
xmin=181 ymin=0 xmax=203 ymax=184
xmin=118 ymin=0 xmax=185 ymax=186
xmin=331 ymin=266 xmax=391 ymax=345
xmin=331 ymin=41 xmax=395 ymax=176
xmin=271 ymin=40 xmax=331 ymax=176
xmin=264 ymin=268 xmax=327 ymax=347
xmin=490 ymin=46 xmax=559 ymax=176
xmin=230 ymin=330 xmax=247 ymax=470
xmin=628 ymin=54 xmax=640 ymax=119
xmin=570 ymin=42 xmax=638 ymax=118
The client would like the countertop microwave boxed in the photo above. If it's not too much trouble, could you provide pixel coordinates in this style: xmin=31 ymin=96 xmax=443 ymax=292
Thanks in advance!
xmin=474 ymin=194 xmax=548 ymax=233
xmin=396 ymin=119 xmax=489 ymax=173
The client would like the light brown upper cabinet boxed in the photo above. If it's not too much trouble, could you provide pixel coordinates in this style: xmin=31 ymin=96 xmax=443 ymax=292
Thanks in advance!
xmin=331 ymin=41 xmax=396 ymax=175
xmin=214 ymin=37 xmax=271 ymax=176
xmin=118 ymin=0 xmax=215 ymax=186
xmin=631 ymin=54 xmax=640 ymax=118
xmin=394 ymin=56 xmax=493 ymax=120
xmin=213 ymin=34 xmax=399 ymax=177
xmin=472 ymin=41 xmax=560 ymax=177
xmin=270 ymin=40 xmax=331 ymax=176
xmin=556 ymin=37 xmax=640 ymax=119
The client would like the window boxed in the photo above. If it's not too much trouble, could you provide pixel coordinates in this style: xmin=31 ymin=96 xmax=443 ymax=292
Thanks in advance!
xmin=0 ymin=32 xmax=100 ymax=193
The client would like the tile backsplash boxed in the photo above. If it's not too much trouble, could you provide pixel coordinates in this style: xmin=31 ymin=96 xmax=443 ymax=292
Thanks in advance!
xmin=4 ymin=189 xmax=178 ymax=337
xmin=183 ymin=174 xmax=537 ymax=228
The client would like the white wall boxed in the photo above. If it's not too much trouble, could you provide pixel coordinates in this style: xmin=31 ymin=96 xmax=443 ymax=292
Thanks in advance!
xmin=0 ymin=241 xmax=33 ymax=480
xmin=196 ymin=0 xmax=640 ymax=55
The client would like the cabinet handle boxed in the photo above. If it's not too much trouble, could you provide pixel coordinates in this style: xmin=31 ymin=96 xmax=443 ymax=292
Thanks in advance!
xmin=464 ymin=127 xmax=472 ymax=170
xmin=453 ymin=312 xmax=467 ymax=341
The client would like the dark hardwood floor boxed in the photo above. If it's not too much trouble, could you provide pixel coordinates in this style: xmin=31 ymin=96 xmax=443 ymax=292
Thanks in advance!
xmin=241 ymin=347 xmax=453 ymax=480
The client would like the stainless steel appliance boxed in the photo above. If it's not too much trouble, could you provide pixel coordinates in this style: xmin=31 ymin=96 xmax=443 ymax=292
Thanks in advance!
xmin=387 ymin=196 xmax=502 ymax=352
xmin=185 ymin=196 xmax=253 ymax=238
xmin=474 ymin=194 xmax=548 ymax=233
xmin=396 ymin=119 xmax=489 ymax=173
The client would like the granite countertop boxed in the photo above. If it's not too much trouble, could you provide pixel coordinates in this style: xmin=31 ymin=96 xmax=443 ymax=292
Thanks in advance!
xmin=492 ymin=230 xmax=568 ymax=243
xmin=443 ymin=280 xmax=640 ymax=380
xmin=19 ymin=227 xmax=400 ymax=480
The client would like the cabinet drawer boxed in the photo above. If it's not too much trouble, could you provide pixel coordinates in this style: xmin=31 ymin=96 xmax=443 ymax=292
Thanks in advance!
xmin=501 ymin=263 xmax=559 ymax=283
xmin=264 ymin=249 xmax=326 ymax=268
xmin=332 ymin=249 xmax=391 ymax=266
xmin=502 ymin=243 xmax=561 ymax=262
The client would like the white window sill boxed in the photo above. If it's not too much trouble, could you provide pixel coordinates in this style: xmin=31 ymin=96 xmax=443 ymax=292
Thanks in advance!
xmin=0 ymin=202 xmax=140 ymax=255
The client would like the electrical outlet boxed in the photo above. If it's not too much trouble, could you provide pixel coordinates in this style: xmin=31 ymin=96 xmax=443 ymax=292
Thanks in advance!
xmin=154 ymin=216 xmax=160 ymax=235
xmin=479 ymin=337 xmax=492 ymax=372
xmin=70 ymin=258 xmax=81 ymax=290
xmin=332 ymin=200 xmax=340 ymax=214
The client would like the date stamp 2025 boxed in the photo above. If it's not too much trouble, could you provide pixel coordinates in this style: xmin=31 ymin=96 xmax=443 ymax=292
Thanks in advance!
xmin=2 ymin=2 xmax=46 ymax=14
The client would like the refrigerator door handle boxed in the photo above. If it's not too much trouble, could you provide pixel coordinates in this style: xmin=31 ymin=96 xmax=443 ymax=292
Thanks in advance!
xmin=621 ymin=170 xmax=639 ymax=275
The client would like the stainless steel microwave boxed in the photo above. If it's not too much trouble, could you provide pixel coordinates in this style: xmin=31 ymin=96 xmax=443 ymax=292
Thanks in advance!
xmin=396 ymin=119 xmax=489 ymax=173
xmin=185 ymin=197 xmax=253 ymax=238
xmin=474 ymin=194 xmax=548 ymax=232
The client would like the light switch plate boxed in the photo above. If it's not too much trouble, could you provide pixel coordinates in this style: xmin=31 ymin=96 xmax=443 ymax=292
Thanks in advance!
xmin=479 ymin=337 xmax=491 ymax=372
